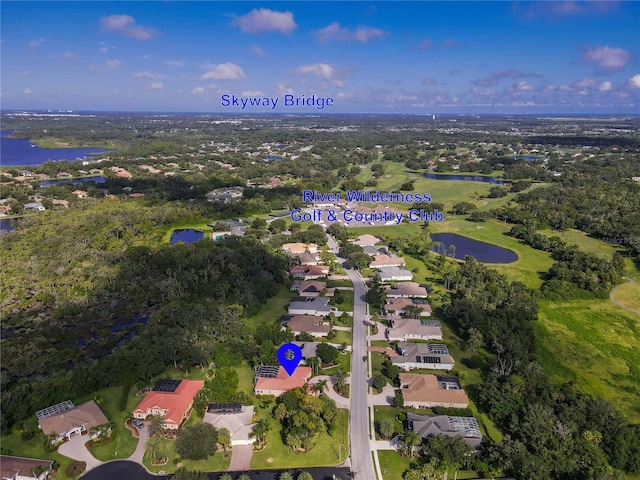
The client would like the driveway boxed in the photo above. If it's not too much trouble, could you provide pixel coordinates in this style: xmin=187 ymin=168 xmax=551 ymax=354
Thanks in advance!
xmin=128 ymin=422 xmax=150 ymax=464
xmin=228 ymin=444 xmax=253 ymax=471
xmin=368 ymin=383 xmax=396 ymax=406
xmin=57 ymin=434 xmax=103 ymax=471
xmin=310 ymin=375 xmax=350 ymax=409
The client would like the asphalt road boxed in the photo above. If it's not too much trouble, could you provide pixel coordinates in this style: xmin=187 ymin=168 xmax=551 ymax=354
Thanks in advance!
xmin=326 ymin=234 xmax=377 ymax=480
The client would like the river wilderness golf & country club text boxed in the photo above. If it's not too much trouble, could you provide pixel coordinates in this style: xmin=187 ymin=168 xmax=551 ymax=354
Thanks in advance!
xmin=291 ymin=190 xmax=445 ymax=225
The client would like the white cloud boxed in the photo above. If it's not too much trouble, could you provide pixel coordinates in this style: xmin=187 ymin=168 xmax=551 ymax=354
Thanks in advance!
xmin=98 ymin=42 xmax=112 ymax=53
xmin=27 ymin=38 xmax=44 ymax=48
xmin=165 ymin=60 xmax=184 ymax=68
xmin=422 ymin=77 xmax=437 ymax=86
xmin=191 ymin=86 xmax=206 ymax=95
xmin=251 ymin=45 xmax=267 ymax=56
xmin=105 ymin=59 xmax=122 ymax=70
xmin=314 ymin=23 xmax=387 ymax=43
xmin=149 ymin=82 xmax=163 ymax=90
xmin=295 ymin=63 xmax=335 ymax=80
xmin=241 ymin=90 xmax=264 ymax=97
xmin=583 ymin=45 xmax=631 ymax=71
xmin=277 ymin=82 xmax=294 ymax=95
xmin=516 ymin=81 xmax=535 ymax=91
xmin=24 ymin=88 xmax=32 ymax=94
xmin=133 ymin=71 xmax=163 ymax=80
xmin=101 ymin=14 xmax=157 ymax=41
xmin=628 ymin=74 xmax=640 ymax=89
xmin=201 ymin=62 xmax=246 ymax=81
xmin=232 ymin=8 xmax=296 ymax=34
xmin=62 ymin=52 xmax=77 ymax=60
xmin=23 ymin=70 xmax=31 ymax=77
xmin=598 ymin=81 xmax=613 ymax=92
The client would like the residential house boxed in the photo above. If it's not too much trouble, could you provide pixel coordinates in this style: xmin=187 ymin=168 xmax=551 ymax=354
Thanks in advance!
xmin=407 ymin=413 xmax=482 ymax=448
xmin=385 ymin=318 xmax=442 ymax=341
xmin=52 ymin=199 xmax=69 ymax=208
xmin=132 ymin=380 xmax=204 ymax=430
xmin=72 ymin=190 xmax=88 ymax=198
xmin=0 ymin=455 xmax=54 ymax=480
xmin=392 ymin=342 xmax=455 ymax=371
xmin=37 ymin=400 xmax=109 ymax=442
xmin=56 ymin=172 xmax=72 ymax=178
xmin=369 ymin=254 xmax=406 ymax=269
xmin=18 ymin=170 xmax=34 ymax=177
xmin=34 ymin=173 xmax=49 ymax=180
xmin=376 ymin=267 xmax=413 ymax=282
xmin=203 ymin=405 xmax=255 ymax=446
xmin=288 ymin=297 xmax=333 ymax=316
xmin=254 ymin=365 xmax=312 ymax=396
xmin=399 ymin=374 xmax=469 ymax=408
xmin=23 ymin=203 xmax=45 ymax=212
xmin=384 ymin=282 xmax=429 ymax=298
xmin=289 ymin=265 xmax=329 ymax=280
xmin=362 ymin=245 xmax=388 ymax=256
xmin=292 ymin=281 xmax=326 ymax=297
xmin=282 ymin=243 xmax=318 ymax=254
xmin=295 ymin=252 xmax=321 ymax=266
xmin=281 ymin=315 xmax=330 ymax=337
xmin=351 ymin=234 xmax=381 ymax=246
xmin=383 ymin=298 xmax=432 ymax=317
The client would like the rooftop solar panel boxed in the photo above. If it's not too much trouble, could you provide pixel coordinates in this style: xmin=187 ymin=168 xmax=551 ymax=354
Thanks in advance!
xmin=420 ymin=320 xmax=441 ymax=327
xmin=428 ymin=344 xmax=449 ymax=354
xmin=207 ymin=403 xmax=243 ymax=413
xmin=153 ymin=379 xmax=182 ymax=392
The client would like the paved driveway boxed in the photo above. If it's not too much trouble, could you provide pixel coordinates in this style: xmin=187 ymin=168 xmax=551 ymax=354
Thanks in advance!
xmin=57 ymin=434 xmax=103 ymax=471
xmin=228 ymin=444 xmax=253 ymax=471
xmin=309 ymin=375 xmax=350 ymax=409
xmin=128 ymin=422 xmax=150 ymax=464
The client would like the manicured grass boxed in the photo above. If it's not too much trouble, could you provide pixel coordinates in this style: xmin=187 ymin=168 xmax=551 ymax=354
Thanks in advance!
xmin=81 ymin=386 xmax=141 ymax=461
xmin=245 ymin=285 xmax=295 ymax=329
xmin=319 ymin=352 xmax=351 ymax=375
xmin=536 ymin=299 xmax=640 ymax=422
xmin=236 ymin=361 xmax=257 ymax=395
xmin=377 ymin=448 xmax=478 ymax=480
xmin=330 ymin=329 xmax=352 ymax=346
xmin=143 ymin=437 xmax=230 ymax=474
xmin=0 ymin=432 xmax=74 ymax=480
xmin=613 ymin=280 xmax=640 ymax=312
xmin=331 ymin=289 xmax=354 ymax=313
xmin=250 ymin=409 xmax=349 ymax=469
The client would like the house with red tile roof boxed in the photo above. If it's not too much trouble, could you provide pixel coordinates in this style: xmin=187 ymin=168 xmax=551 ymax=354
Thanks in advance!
xmin=254 ymin=366 xmax=312 ymax=396
xmin=132 ymin=380 xmax=204 ymax=430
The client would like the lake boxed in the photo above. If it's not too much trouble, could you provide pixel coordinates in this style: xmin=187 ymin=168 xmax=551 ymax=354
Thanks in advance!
xmin=431 ymin=233 xmax=517 ymax=263
xmin=510 ymin=155 xmax=542 ymax=161
xmin=423 ymin=173 xmax=504 ymax=185
xmin=170 ymin=228 xmax=205 ymax=245
xmin=0 ymin=129 xmax=111 ymax=166
xmin=0 ymin=218 xmax=15 ymax=232
xmin=40 ymin=175 xmax=106 ymax=186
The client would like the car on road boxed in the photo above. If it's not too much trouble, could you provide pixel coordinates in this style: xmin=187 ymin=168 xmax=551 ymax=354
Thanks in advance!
xmin=363 ymin=355 xmax=367 ymax=362
xmin=132 ymin=419 xmax=144 ymax=428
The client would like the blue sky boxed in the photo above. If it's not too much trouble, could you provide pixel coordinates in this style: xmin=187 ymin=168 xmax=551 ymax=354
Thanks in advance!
xmin=2 ymin=1 xmax=639 ymax=113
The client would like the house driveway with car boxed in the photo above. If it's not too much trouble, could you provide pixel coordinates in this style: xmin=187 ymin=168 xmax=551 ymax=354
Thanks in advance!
xmin=57 ymin=434 xmax=103 ymax=471
xmin=128 ymin=421 xmax=150 ymax=464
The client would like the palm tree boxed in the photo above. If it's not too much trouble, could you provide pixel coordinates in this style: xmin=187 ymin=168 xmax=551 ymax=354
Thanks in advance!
xmin=144 ymin=437 xmax=165 ymax=463
xmin=217 ymin=427 xmax=231 ymax=458
xmin=312 ymin=379 xmax=328 ymax=395
xmin=279 ymin=472 xmax=294 ymax=480
xmin=218 ymin=474 xmax=232 ymax=480
xmin=307 ymin=356 xmax=320 ymax=375
xmin=379 ymin=419 xmax=395 ymax=440
xmin=333 ymin=369 xmax=347 ymax=391
xmin=250 ymin=419 xmax=270 ymax=449
xmin=403 ymin=430 xmax=422 ymax=459
xmin=237 ymin=474 xmax=251 ymax=480
xmin=297 ymin=472 xmax=314 ymax=480
xmin=147 ymin=414 xmax=165 ymax=437
xmin=273 ymin=403 xmax=287 ymax=420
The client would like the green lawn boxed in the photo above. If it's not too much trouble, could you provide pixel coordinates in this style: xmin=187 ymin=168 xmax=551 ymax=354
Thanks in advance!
xmin=377 ymin=450 xmax=478 ymax=480
xmin=330 ymin=329 xmax=352 ymax=346
xmin=245 ymin=285 xmax=295 ymax=329
xmin=536 ymin=299 xmax=640 ymax=422
xmin=250 ymin=409 xmax=349 ymax=469
xmin=0 ymin=431 xmax=75 ymax=480
xmin=331 ymin=289 xmax=354 ymax=313
xmin=613 ymin=280 xmax=640 ymax=312
xmin=143 ymin=437 xmax=230 ymax=474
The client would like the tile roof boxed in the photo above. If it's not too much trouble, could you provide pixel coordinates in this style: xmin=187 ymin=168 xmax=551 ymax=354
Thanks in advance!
xmin=254 ymin=366 xmax=312 ymax=394
xmin=399 ymin=373 xmax=469 ymax=406
xmin=1 ymin=455 xmax=53 ymax=480
xmin=133 ymin=380 xmax=204 ymax=426
xmin=38 ymin=400 xmax=109 ymax=436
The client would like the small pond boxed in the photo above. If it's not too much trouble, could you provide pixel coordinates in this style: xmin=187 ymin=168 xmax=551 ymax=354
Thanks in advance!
xmin=431 ymin=233 xmax=517 ymax=264
xmin=170 ymin=228 xmax=204 ymax=245
xmin=40 ymin=175 xmax=106 ymax=186
xmin=0 ymin=218 xmax=15 ymax=232
xmin=423 ymin=173 xmax=504 ymax=185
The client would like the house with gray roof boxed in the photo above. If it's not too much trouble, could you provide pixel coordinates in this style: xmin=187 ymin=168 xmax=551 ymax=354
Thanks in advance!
xmin=385 ymin=318 xmax=443 ymax=341
xmin=376 ymin=266 xmax=413 ymax=282
xmin=407 ymin=413 xmax=482 ymax=448
xmin=288 ymin=296 xmax=333 ymax=316
xmin=392 ymin=342 xmax=454 ymax=371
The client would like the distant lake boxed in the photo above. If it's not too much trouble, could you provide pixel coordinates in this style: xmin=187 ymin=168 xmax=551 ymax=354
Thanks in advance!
xmin=266 ymin=155 xmax=283 ymax=161
xmin=510 ymin=155 xmax=542 ymax=161
xmin=423 ymin=173 xmax=504 ymax=185
xmin=40 ymin=175 xmax=106 ymax=186
xmin=431 ymin=233 xmax=517 ymax=263
xmin=0 ymin=218 xmax=15 ymax=232
xmin=170 ymin=229 xmax=204 ymax=245
xmin=0 ymin=129 xmax=111 ymax=166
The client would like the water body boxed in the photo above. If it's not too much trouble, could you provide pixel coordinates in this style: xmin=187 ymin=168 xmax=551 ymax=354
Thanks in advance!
xmin=170 ymin=228 xmax=204 ymax=245
xmin=0 ymin=129 xmax=111 ymax=166
xmin=266 ymin=155 xmax=283 ymax=161
xmin=0 ymin=218 xmax=15 ymax=232
xmin=431 ymin=233 xmax=517 ymax=263
xmin=423 ymin=173 xmax=504 ymax=185
xmin=40 ymin=175 xmax=106 ymax=187
xmin=82 ymin=461 xmax=351 ymax=480
xmin=510 ymin=155 xmax=542 ymax=161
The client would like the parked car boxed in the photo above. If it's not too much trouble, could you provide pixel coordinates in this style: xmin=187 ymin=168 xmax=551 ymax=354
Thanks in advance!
xmin=132 ymin=419 xmax=144 ymax=428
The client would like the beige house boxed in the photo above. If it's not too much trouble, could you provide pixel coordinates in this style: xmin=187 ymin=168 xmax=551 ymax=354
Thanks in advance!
xmin=399 ymin=374 xmax=469 ymax=409
xmin=0 ymin=455 xmax=54 ymax=480
xmin=37 ymin=400 xmax=109 ymax=442
xmin=384 ymin=282 xmax=428 ymax=298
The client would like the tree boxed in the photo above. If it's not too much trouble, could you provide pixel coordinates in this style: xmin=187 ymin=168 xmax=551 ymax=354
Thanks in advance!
xmin=467 ymin=327 xmax=484 ymax=353
xmin=144 ymin=437 xmax=165 ymax=463
xmin=297 ymin=472 xmax=314 ymax=480
xmin=393 ymin=389 xmax=405 ymax=408
xmin=147 ymin=414 xmax=165 ymax=437
xmin=317 ymin=343 xmax=339 ymax=364
xmin=333 ymin=369 xmax=347 ymax=391
xmin=312 ymin=379 xmax=328 ymax=395
xmin=217 ymin=427 xmax=231 ymax=458
xmin=373 ymin=374 xmax=388 ymax=390
xmin=307 ymin=356 xmax=320 ymax=375
xmin=251 ymin=218 xmax=267 ymax=230
xmin=237 ymin=474 xmax=251 ymax=480
xmin=171 ymin=468 xmax=208 ymax=480
xmin=250 ymin=418 xmax=270 ymax=449
xmin=269 ymin=218 xmax=287 ymax=233
xmin=279 ymin=472 xmax=294 ymax=480
xmin=176 ymin=423 xmax=218 ymax=460
xmin=402 ymin=430 xmax=422 ymax=458
xmin=218 ymin=475 xmax=233 ymax=480
xmin=379 ymin=419 xmax=395 ymax=439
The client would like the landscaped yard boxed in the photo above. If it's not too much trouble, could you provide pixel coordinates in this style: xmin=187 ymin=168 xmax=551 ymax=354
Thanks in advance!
xmin=245 ymin=285 xmax=295 ymax=329
xmin=142 ymin=437 xmax=230 ymax=474
xmin=250 ymin=409 xmax=349 ymax=469
xmin=377 ymin=450 xmax=478 ymax=480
